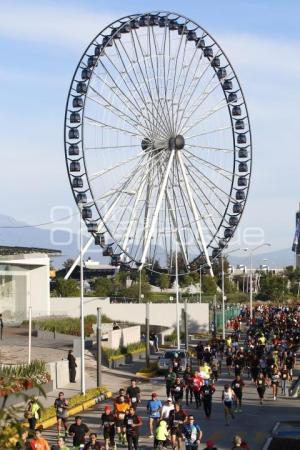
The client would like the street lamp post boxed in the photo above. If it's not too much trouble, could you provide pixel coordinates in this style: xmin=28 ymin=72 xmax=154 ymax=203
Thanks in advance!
xmin=244 ymin=243 xmax=271 ymax=322
xmin=221 ymin=253 xmax=225 ymax=340
xmin=175 ymin=237 xmax=180 ymax=350
xmin=79 ymin=202 xmax=86 ymax=395
xmin=199 ymin=267 xmax=202 ymax=304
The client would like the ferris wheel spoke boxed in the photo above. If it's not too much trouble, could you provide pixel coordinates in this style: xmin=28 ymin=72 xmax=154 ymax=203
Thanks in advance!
xmin=157 ymin=159 xmax=190 ymax=265
xmin=174 ymin=157 xmax=217 ymax=240
xmin=94 ymin=59 xmax=153 ymax=135
xmin=169 ymin=24 xmax=189 ymax=135
xmin=179 ymin=70 xmax=234 ymax=134
xmin=85 ymin=144 xmax=141 ymax=150
xmin=112 ymin=40 xmax=157 ymax=137
xmin=150 ymin=25 xmax=174 ymax=135
xmin=147 ymin=24 xmax=173 ymax=136
xmin=185 ymin=125 xmax=232 ymax=140
xmin=139 ymin=149 xmax=176 ymax=267
xmin=173 ymin=157 xmax=202 ymax=256
xmin=116 ymin=39 xmax=158 ymax=137
xmin=183 ymin=153 xmax=232 ymax=206
xmin=86 ymin=88 xmax=153 ymax=137
xmin=85 ymin=115 xmax=142 ymax=138
xmin=178 ymin=72 xmax=219 ymax=133
xmin=186 ymin=143 xmax=233 ymax=153
xmin=132 ymin=29 xmax=171 ymax=139
xmin=172 ymin=36 xmax=204 ymax=133
xmin=180 ymin=94 xmax=228 ymax=136
xmin=175 ymin=55 xmax=218 ymax=131
xmin=177 ymin=151 xmax=214 ymax=274
xmin=181 ymin=158 xmax=222 ymax=230
xmin=183 ymin=148 xmax=232 ymax=180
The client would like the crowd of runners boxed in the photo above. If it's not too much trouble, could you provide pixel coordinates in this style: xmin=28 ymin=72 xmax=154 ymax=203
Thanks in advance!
xmin=16 ymin=304 xmax=299 ymax=450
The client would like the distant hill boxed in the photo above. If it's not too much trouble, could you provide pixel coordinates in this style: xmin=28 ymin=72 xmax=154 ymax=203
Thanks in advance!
xmin=229 ymin=248 xmax=294 ymax=269
xmin=0 ymin=214 xmax=295 ymax=269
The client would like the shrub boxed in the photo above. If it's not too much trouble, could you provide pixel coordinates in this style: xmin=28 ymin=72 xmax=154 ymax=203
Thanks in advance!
xmin=138 ymin=362 xmax=158 ymax=374
xmin=29 ymin=314 xmax=112 ymax=337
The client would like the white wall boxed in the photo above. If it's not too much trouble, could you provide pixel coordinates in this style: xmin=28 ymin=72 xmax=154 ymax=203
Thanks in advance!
xmin=50 ymin=298 xmax=209 ymax=332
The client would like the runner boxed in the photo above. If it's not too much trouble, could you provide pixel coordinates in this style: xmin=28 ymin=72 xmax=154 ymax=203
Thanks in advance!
xmin=126 ymin=379 xmax=141 ymax=410
xmin=226 ymin=353 xmax=233 ymax=376
xmin=54 ymin=392 xmax=69 ymax=438
xmin=123 ymin=406 xmax=142 ymax=450
xmin=280 ymin=364 xmax=289 ymax=396
xmin=256 ymin=372 xmax=266 ymax=405
xmin=169 ymin=402 xmax=187 ymax=450
xmin=154 ymin=419 xmax=169 ymax=449
xmin=68 ymin=416 xmax=89 ymax=449
xmin=146 ymin=392 xmax=162 ymax=438
xmin=84 ymin=433 xmax=102 ymax=450
xmin=191 ymin=371 xmax=203 ymax=409
xmin=200 ymin=379 xmax=216 ymax=419
xmin=161 ymin=398 xmax=174 ymax=421
xmin=182 ymin=415 xmax=202 ymax=450
xmin=114 ymin=394 xmax=130 ymax=445
xmin=165 ymin=367 xmax=176 ymax=398
xmin=270 ymin=366 xmax=280 ymax=400
xmin=183 ymin=366 xmax=194 ymax=405
xmin=231 ymin=375 xmax=245 ymax=412
xmin=29 ymin=429 xmax=50 ymax=450
xmin=101 ymin=405 xmax=116 ymax=450
xmin=171 ymin=377 xmax=184 ymax=403
xmin=57 ymin=436 xmax=70 ymax=450
xmin=221 ymin=385 xmax=236 ymax=426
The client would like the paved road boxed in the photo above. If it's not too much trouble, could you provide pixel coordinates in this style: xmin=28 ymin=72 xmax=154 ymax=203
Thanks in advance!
xmin=43 ymin=354 xmax=299 ymax=450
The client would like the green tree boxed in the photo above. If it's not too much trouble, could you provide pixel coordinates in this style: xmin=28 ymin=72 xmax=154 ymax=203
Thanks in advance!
xmin=94 ymin=277 xmax=114 ymax=296
xmin=257 ymin=274 xmax=288 ymax=302
xmin=63 ymin=258 xmax=75 ymax=269
xmin=54 ymin=278 xmax=80 ymax=297
xmin=158 ymin=273 xmax=169 ymax=291
xmin=202 ymin=274 xmax=217 ymax=294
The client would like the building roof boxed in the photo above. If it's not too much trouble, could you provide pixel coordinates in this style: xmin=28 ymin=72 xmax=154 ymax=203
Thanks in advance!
xmin=0 ymin=245 xmax=61 ymax=256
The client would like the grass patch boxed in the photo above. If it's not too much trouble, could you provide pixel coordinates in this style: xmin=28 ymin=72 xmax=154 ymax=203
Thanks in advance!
xmin=24 ymin=314 xmax=112 ymax=337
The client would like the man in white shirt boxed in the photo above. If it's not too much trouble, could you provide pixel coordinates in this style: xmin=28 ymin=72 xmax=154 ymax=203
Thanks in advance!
xmin=161 ymin=398 xmax=174 ymax=420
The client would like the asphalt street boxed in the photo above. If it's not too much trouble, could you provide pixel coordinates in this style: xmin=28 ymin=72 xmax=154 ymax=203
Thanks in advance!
xmin=42 ymin=354 xmax=300 ymax=450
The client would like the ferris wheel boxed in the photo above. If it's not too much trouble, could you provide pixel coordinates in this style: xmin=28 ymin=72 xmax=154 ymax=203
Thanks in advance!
xmin=64 ymin=11 xmax=252 ymax=275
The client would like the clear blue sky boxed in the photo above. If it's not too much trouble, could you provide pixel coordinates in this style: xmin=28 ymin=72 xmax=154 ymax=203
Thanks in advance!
xmin=1 ymin=0 xmax=300 ymax=253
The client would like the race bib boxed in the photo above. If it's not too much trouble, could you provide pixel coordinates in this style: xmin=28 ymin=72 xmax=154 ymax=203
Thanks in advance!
xmin=175 ymin=386 xmax=180 ymax=392
xmin=119 ymin=413 xmax=125 ymax=420
xmin=127 ymin=419 xmax=133 ymax=425
xmin=131 ymin=397 xmax=137 ymax=403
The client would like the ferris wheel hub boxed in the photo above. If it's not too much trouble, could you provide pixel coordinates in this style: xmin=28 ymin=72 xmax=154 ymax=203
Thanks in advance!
xmin=169 ymin=135 xmax=185 ymax=150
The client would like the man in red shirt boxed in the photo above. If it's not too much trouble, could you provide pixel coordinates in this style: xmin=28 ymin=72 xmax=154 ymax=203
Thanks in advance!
xmin=192 ymin=371 xmax=203 ymax=409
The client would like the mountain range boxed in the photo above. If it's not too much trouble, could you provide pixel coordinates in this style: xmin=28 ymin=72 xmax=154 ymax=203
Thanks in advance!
xmin=0 ymin=214 xmax=295 ymax=269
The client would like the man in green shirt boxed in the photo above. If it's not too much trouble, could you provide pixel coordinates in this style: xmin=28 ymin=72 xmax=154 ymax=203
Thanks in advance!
xmin=165 ymin=367 xmax=176 ymax=398
xmin=57 ymin=436 xmax=69 ymax=450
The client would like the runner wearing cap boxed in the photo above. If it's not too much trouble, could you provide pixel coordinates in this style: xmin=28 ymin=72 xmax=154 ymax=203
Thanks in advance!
xmin=161 ymin=398 xmax=174 ymax=421
xmin=101 ymin=405 xmax=116 ymax=450
xmin=182 ymin=415 xmax=202 ymax=450
xmin=147 ymin=393 xmax=162 ymax=438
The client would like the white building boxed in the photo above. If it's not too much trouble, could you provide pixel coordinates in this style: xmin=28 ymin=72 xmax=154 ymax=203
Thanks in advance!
xmin=0 ymin=246 xmax=60 ymax=321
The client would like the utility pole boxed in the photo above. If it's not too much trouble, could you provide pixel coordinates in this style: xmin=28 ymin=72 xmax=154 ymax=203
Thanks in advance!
xmin=97 ymin=307 xmax=102 ymax=387
xmin=145 ymin=301 xmax=150 ymax=368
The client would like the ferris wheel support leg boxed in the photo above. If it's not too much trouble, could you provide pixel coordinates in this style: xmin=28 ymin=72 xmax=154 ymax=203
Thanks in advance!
xmin=139 ymin=150 xmax=175 ymax=269
xmin=177 ymin=151 xmax=214 ymax=277
xmin=165 ymin=184 xmax=189 ymax=267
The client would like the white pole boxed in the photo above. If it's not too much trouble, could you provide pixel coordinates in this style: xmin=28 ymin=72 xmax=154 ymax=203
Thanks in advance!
xmin=175 ymin=237 xmax=180 ymax=350
xmin=221 ymin=253 xmax=225 ymax=340
xmin=249 ymin=252 xmax=253 ymax=323
xmin=28 ymin=306 xmax=32 ymax=364
xmin=199 ymin=268 xmax=202 ymax=304
xmin=79 ymin=205 xmax=86 ymax=394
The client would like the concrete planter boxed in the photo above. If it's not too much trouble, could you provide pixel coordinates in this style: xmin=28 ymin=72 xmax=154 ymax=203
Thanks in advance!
xmin=0 ymin=381 xmax=53 ymax=408
xmin=37 ymin=391 xmax=112 ymax=430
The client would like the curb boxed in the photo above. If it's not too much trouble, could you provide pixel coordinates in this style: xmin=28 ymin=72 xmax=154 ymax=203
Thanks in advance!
xmin=261 ymin=437 xmax=272 ymax=450
xmin=135 ymin=371 xmax=157 ymax=378
xmin=36 ymin=391 xmax=112 ymax=430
